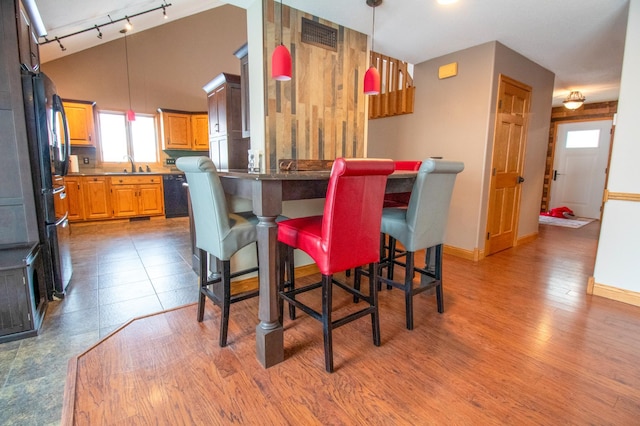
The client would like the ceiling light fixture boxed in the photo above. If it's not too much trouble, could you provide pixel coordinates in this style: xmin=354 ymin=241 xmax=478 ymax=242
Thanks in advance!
xmin=162 ymin=5 xmax=168 ymax=20
xmin=121 ymin=29 xmax=135 ymax=121
xmin=124 ymin=16 xmax=133 ymax=31
xmin=563 ymin=91 xmax=586 ymax=110
xmin=364 ymin=0 xmax=382 ymax=95
xmin=39 ymin=3 xmax=172 ymax=49
xmin=271 ymin=0 xmax=292 ymax=81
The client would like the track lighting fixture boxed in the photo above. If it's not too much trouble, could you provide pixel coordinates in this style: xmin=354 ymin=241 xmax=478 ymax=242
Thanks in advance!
xmin=40 ymin=3 xmax=173 ymax=51
xmin=55 ymin=36 xmax=66 ymax=51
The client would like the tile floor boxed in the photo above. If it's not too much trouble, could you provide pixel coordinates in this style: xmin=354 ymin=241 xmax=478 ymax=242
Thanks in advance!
xmin=0 ymin=217 xmax=197 ymax=425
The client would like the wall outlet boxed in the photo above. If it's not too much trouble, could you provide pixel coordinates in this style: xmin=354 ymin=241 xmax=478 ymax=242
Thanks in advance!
xmin=83 ymin=157 xmax=89 ymax=164
xmin=165 ymin=158 xmax=176 ymax=165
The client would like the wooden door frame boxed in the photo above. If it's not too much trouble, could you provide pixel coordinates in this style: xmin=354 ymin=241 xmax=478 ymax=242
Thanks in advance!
xmin=547 ymin=117 xmax=614 ymax=220
xmin=484 ymin=74 xmax=531 ymax=257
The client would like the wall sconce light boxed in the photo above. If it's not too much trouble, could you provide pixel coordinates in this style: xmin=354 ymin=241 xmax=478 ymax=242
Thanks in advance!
xmin=563 ymin=91 xmax=586 ymax=110
xmin=272 ymin=0 xmax=292 ymax=81
xmin=364 ymin=0 xmax=382 ymax=95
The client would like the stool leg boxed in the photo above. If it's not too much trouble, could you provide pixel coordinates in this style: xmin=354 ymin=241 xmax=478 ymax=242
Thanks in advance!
xmin=322 ymin=274 xmax=334 ymax=373
xmin=220 ymin=260 xmax=231 ymax=347
xmin=287 ymin=246 xmax=296 ymax=320
xmin=435 ymin=244 xmax=444 ymax=313
xmin=405 ymin=251 xmax=415 ymax=330
xmin=369 ymin=262 xmax=381 ymax=346
xmin=197 ymin=248 xmax=207 ymax=322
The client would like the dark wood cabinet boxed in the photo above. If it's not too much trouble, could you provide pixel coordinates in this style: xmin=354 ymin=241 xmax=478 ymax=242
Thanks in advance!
xmin=203 ymin=73 xmax=247 ymax=170
xmin=17 ymin=0 xmax=39 ymax=72
xmin=234 ymin=43 xmax=250 ymax=139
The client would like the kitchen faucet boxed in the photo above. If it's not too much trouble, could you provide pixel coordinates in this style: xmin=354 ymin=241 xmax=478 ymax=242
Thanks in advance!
xmin=125 ymin=155 xmax=135 ymax=173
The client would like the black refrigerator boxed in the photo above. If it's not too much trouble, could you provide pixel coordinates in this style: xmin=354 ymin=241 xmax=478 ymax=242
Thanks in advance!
xmin=21 ymin=69 xmax=73 ymax=299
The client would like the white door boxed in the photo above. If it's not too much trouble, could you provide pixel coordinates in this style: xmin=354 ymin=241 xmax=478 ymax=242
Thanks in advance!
xmin=549 ymin=120 xmax=612 ymax=219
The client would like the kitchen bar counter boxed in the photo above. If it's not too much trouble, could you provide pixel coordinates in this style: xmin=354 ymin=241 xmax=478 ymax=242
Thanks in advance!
xmin=216 ymin=168 xmax=417 ymax=368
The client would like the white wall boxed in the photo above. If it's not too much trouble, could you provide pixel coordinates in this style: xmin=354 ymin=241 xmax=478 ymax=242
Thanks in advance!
xmin=368 ymin=41 xmax=554 ymax=256
xmin=593 ymin=0 xmax=640 ymax=291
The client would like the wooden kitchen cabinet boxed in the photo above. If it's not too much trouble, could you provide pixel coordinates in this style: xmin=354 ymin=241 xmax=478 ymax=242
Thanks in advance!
xmin=203 ymin=73 xmax=247 ymax=169
xmin=64 ymin=176 xmax=110 ymax=222
xmin=83 ymin=177 xmax=111 ymax=220
xmin=158 ymin=110 xmax=208 ymax=151
xmin=191 ymin=114 xmax=209 ymax=150
xmin=63 ymin=100 xmax=96 ymax=147
xmin=17 ymin=0 xmax=40 ymax=72
xmin=63 ymin=177 xmax=85 ymax=221
xmin=234 ymin=43 xmax=250 ymax=138
xmin=110 ymin=175 xmax=164 ymax=218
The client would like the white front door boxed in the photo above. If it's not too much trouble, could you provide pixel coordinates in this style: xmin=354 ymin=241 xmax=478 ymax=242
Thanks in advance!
xmin=549 ymin=120 xmax=612 ymax=219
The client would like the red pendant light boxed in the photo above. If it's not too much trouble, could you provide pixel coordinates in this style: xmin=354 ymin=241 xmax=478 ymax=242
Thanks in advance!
xmin=364 ymin=0 xmax=382 ymax=95
xmin=272 ymin=0 xmax=292 ymax=81
xmin=364 ymin=66 xmax=380 ymax=95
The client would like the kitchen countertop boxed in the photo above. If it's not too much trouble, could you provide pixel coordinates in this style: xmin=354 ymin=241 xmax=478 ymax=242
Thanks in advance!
xmin=67 ymin=170 xmax=184 ymax=176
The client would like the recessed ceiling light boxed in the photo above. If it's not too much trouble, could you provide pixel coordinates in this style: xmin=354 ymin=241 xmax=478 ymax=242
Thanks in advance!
xmin=438 ymin=0 xmax=458 ymax=4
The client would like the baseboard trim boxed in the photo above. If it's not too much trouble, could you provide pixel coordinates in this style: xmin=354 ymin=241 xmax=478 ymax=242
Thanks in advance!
xmin=591 ymin=278 xmax=640 ymax=307
xmin=517 ymin=232 xmax=538 ymax=246
xmin=444 ymin=245 xmax=479 ymax=261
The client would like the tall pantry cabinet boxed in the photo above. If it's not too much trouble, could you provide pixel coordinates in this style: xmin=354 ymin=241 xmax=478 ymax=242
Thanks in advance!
xmin=203 ymin=73 xmax=248 ymax=170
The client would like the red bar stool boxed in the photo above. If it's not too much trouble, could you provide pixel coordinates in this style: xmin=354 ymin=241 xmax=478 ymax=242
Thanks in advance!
xmin=277 ymin=158 xmax=394 ymax=372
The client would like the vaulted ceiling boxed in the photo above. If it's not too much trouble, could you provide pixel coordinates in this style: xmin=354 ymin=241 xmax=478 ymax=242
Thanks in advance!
xmin=35 ymin=0 xmax=630 ymax=107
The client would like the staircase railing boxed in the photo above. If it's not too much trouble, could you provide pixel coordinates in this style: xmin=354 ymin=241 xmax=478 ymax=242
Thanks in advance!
xmin=368 ymin=52 xmax=415 ymax=119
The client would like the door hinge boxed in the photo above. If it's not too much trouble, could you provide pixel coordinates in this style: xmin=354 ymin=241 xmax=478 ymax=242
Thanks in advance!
xmin=498 ymin=99 xmax=502 ymax=110
xmin=487 ymin=232 xmax=490 ymax=240
xmin=492 ymin=168 xmax=496 ymax=176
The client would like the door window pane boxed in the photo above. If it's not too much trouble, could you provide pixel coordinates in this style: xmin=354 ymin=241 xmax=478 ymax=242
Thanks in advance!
xmin=566 ymin=129 xmax=600 ymax=148
xmin=99 ymin=113 xmax=128 ymax=162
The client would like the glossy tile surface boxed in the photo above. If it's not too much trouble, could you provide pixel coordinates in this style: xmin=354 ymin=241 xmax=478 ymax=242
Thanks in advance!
xmin=0 ymin=217 xmax=195 ymax=425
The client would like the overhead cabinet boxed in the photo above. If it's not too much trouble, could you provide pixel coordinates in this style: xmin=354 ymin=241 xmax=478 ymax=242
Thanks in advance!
xmin=203 ymin=73 xmax=247 ymax=169
xmin=158 ymin=110 xmax=208 ymax=151
xmin=63 ymin=100 xmax=96 ymax=147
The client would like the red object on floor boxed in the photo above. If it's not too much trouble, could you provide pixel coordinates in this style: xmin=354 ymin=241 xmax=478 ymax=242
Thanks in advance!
xmin=541 ymin=206 xmax=575 ymax=219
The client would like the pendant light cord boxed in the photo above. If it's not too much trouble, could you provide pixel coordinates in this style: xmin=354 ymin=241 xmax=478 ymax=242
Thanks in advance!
xmin=124 ymin=32 xmax=132 ymax=110
xmin=280 ymin=0 xmax=284 ymax=46
xmin=371 ymin=5 xmax=375 ymax=54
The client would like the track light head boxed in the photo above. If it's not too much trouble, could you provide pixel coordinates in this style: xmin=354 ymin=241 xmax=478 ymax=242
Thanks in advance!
xmin=95 ymin=25 xmax=103 ymax=39
xmin=55 ymin=36 xmax=66 ymax=51
xmin=125 ymin=16 xmax=133 ymax=31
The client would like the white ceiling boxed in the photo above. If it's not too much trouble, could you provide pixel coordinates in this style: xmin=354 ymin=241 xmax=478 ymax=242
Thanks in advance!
xmin=35 ymin=0 xmax=630 ymax=107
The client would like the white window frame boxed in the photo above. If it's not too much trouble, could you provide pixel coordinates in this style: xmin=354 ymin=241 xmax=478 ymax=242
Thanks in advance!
xmin=97 ymin=110 xmax=160 ymax=170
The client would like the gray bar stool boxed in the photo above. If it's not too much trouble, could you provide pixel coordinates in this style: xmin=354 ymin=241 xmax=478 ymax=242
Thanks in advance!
xmin=359 ymin=158 xmax=464 ymax=330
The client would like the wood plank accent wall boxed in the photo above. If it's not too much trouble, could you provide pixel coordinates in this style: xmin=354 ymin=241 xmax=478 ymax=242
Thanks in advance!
xmin=540 ymin=101 xmax=618 ymax=212
xmin=263 ymin=0 xmax=368 ymax=171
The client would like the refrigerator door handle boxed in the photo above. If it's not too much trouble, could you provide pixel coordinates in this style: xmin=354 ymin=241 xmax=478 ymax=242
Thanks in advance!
xmin=52 ymin=94 xmax=71 ymax=176
xmin=53 ymin=211 xmax=69 ymax=227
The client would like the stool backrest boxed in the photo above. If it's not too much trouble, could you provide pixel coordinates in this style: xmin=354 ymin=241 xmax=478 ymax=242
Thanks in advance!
xmin=405 ymin=159 xmax=464 ymax=251
xmin=321 ymin=158 xmax=395 ymax=274
xmin=176 ymin=156 xmax=232 ymax=259
xmin=394 ymin=160 xmax=422 ymax=171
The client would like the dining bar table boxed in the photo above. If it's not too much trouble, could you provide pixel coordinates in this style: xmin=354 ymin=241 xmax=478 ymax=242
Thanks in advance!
xmin=217 ymin=168 xmax=417 ymax=368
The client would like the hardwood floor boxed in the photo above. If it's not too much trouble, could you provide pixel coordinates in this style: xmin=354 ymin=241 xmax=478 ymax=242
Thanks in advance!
xmin=60 ymin=220 xmax=640 ymax=425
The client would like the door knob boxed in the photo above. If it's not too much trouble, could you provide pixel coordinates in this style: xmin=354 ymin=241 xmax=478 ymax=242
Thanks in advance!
xmin=553 ymin=170 xmax=564 ymax=181
xmin=517 ymin=176 xmax=525 ymax=184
